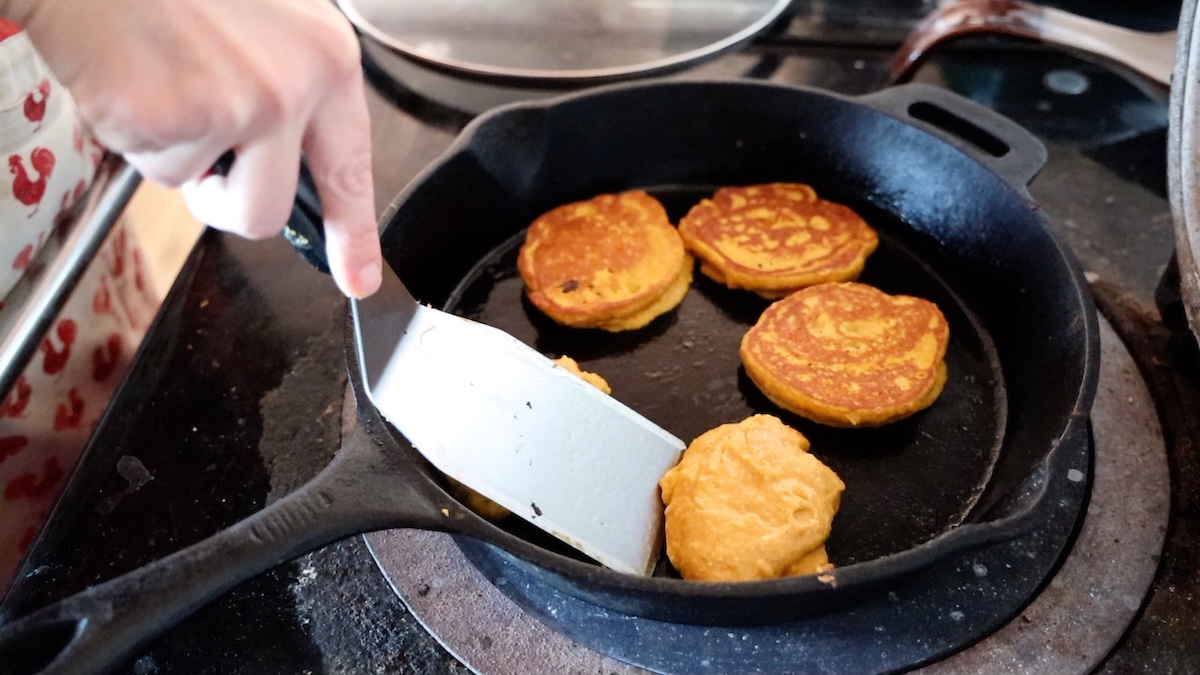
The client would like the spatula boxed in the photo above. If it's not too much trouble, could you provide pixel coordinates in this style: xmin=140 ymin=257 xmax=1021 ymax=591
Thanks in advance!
xmin=285 ymin=162 xmax=685 ymax=575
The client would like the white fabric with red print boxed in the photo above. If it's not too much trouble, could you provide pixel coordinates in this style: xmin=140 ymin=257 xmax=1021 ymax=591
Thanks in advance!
xmin=0 ymin=19 xmax=160 ymax=595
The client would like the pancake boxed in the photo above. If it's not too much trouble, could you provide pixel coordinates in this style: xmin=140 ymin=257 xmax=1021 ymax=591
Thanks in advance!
xmin=678 ymin=183 xmax=878 ymax=298
xmin=740 ymin=282 xmax=950 ymax=427
xmin=518 ymin=190 xmax=692 ymax=331
xmin=552 ymin=355 xmax=612 ymax=394
xmin=658 ymin=414 xmax=844 ymax=582
xmin=447 ymin=478 xmax=514 ymax=522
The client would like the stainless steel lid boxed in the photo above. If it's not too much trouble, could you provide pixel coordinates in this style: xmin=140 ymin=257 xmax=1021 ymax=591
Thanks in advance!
xmin=336 ymin=0 xmax=791 ymax=86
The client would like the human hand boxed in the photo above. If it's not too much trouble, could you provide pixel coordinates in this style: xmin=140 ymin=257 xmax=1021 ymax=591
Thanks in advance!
xmin=6 ymin=0 xmax=383 ymax=298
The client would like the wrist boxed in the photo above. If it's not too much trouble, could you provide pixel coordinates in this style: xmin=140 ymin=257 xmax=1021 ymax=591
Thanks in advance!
xmin=0 ymin=0 xmax=38 ymax=26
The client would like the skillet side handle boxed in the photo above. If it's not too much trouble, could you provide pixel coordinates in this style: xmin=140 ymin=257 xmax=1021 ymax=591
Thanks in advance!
xmin=0 ymin=422 xmax=441 ymax=675
xmin=860 ymin=84 xmax=1049 ymax=192
xmin=980 ymin=406 xmax=1093 ymax=531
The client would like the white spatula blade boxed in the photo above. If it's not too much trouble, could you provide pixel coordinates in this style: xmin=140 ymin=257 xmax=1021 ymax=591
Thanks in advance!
xmin=352 ymin=270 xmax=684 ymax=575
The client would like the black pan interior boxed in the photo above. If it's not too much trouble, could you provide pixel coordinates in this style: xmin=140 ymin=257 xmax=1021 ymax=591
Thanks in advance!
xmin=442 ymin=184 xmax=1005 ymax=569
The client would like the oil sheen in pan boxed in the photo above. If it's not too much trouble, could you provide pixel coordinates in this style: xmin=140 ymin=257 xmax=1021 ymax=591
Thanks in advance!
xmin=443 ymin=185 xmax=1007 ymax=571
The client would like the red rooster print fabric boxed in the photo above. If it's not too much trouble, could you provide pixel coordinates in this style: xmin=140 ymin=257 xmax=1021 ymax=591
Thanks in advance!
xmin=9 ymin=147 xmax=56 ymax=214
xmin=0 ymin=22 xmax=160 ymax=596
xmin=23 ymin=77 xmax=50 ymax=131
xmin=1 ymin=21 xmax=103 ymax=301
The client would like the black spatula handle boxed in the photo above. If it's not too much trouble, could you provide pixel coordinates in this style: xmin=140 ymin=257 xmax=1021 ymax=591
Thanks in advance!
xmin=210 ymin=150 xmax=331 ymax=274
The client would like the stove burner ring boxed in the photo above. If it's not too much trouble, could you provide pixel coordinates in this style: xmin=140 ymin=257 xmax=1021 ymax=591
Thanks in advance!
xmin=365 ymin=315 xmax=1167 ymax=674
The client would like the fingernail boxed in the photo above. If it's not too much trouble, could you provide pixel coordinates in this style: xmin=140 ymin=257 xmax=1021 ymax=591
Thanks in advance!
xmin=354 ymin=259 xmax=383 ymax=298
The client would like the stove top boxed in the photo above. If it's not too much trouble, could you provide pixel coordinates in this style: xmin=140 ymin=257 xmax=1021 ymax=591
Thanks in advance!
xmin=4 ymin=3 xmax=1198 ymax=673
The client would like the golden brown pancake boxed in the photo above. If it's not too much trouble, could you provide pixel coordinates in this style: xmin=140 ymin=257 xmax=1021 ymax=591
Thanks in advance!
xmin=659 ymin=414 xmax=844 ymax=582
xmin=447 ymin=479 xmax=515 ymax=522
xmin=740 ymin=282 xmax=950 ymax=427
xmin=552 ymin=355 xmax=612 ymax=394
xmin=518 ymin=190 xmax=691 ymax=331
xmin=678 ymin=183 xmax=878 ymax=298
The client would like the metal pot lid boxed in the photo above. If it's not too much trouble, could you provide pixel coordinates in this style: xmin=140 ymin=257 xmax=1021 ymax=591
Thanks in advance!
xmin=1169 ymin=0 xmax=1200 ymax=343
xmin=335 ymin=0 xmax=791 ymax=87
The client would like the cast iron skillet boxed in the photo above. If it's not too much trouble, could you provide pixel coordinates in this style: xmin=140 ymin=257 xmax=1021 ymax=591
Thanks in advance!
xmin=0 ymin=80 xmax=1098 ymax=675
xmin=367 ymin=79 xmax=1099 ymax=622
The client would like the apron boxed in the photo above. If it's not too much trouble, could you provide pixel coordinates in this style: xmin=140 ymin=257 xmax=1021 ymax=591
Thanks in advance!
xmin=0 ymin=19 xmax=161 ymax=596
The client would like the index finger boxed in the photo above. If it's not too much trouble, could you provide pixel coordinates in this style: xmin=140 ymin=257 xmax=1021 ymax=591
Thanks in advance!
xmin=302 ymin=73 xmax=381 ymax=299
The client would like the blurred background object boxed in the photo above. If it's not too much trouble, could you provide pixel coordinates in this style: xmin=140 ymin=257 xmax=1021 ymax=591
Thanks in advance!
xmin=889 ymin=0 xmax=1177 ymax=88
xmin=337 ymin=0 xmax=793 ymax=86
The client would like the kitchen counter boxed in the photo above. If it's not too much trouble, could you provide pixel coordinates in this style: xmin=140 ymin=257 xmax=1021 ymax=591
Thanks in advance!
xmin=4 ymin=3 xmax=1200 ymax=672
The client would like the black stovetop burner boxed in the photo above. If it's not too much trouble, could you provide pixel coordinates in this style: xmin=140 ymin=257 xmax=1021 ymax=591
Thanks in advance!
xmin=3 ymin=3 xmax=1198 ymax=673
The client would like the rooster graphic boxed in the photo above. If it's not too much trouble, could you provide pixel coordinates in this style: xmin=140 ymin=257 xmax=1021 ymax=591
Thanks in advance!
xmin=23 ymin=77 xmax=50 ymax=130
xmin=8 ymin=147 xmax=55 ymax=216
xmin=39 ymin=318 xmax=75 ymax=375
xmin=4 ymin=457 xmax=65 ymax=501
xmin=53 ymin=388 xmax=85 ymax=431
xmin=92 ymin=333 xmax=122 ymax=383
xmin=0 ymin=375 xmax=31 ymax=418
xmin=0 ymin=435 xmax=28 ymax=465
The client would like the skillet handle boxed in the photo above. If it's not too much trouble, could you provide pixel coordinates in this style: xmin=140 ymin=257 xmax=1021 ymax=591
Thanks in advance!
xmin=210 ymin=150 xmax=332 ymax=273
xmin=0 ymin=420 xmax=452 ymax=675
xmin=860 ymin=84 xmax=1049 ymax=191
